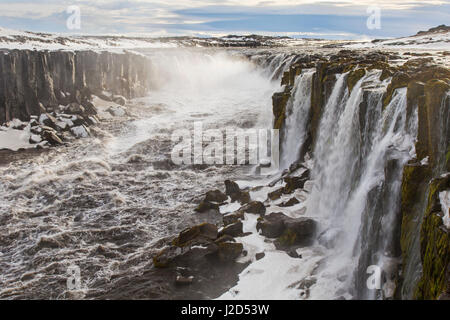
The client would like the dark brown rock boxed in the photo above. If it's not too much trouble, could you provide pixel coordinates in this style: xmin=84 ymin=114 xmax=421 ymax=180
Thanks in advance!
xmin=205 ymin=190 xmax=228 ymax=203
xmin=219 ymin=221 xmax=243 ymax=238
xmin=241 ymin=201 xmax=266 ymax=215
xmin=225 ymin=180 xmax=240 ymax=196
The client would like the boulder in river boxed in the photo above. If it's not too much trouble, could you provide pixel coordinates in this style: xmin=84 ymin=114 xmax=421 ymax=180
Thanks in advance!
xmin=205 ymin=190 xmax=228 ymax=203
xmin=240 ymin=201 xmax=266 ymax=215
xmin=195 ymin=201 xmax=220 ymax=213
xmin=67 ymin=102 xmax=85 ymax=115
xmin=225 ymin=180 xmax=240 ymax=196
xmin=223 ymin=210 xmax=245 ymax=226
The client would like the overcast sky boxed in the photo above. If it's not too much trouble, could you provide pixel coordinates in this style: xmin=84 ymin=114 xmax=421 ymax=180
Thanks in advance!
xmin=0 ymin=0 xmax=449 ymax=39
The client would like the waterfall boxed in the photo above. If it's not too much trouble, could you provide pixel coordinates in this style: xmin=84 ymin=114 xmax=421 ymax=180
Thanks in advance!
xmin=281 ymin=70 xmax=315 ymax=169
xmin=288 ymin=70 xmax=419 ymax=299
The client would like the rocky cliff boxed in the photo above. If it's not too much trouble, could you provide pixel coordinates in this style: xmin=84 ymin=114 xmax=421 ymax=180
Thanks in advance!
xmin=271 ymin=50 xmax=450 ymax=299
xmin=0 ymin=50 xmax=151 ymax=124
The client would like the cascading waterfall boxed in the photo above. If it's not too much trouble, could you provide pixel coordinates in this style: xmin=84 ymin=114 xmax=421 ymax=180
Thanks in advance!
xmin=290 ymin=71 xmax=419 ymax=299
xmin=281 ymin=70 xmax=315 ymax=169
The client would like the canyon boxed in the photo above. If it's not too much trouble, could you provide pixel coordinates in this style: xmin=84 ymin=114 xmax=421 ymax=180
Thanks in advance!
xmin=0 ymin=28 xmax=449 ymax=300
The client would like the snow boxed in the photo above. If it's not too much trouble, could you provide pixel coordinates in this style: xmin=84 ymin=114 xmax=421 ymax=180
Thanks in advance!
xmin=107 ymin=106 xmax=126 ymax=117
xmin=220 ymin=201 xmax=241 ymax=214
xmin=218 ymin=214 xmax=323 ymax=300
xmin=345 ymin=31 xmax=450 ymax=50
xmin=217 ymin=176 xmax=324 ymax=300
xmin=70 ymin=125 xmax=89 ymax=138
xmin=0 ymin=126 xmax=32 ymax=151
xmin=91 ymin=95 xmax=125 ymax=119
xmin=440 ymin=191 xmax=450 ymax=229
xmin=0 ymin=27 xmax=179 ymax=51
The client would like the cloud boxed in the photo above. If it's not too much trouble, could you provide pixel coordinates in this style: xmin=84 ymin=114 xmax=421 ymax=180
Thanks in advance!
xmin=0 ymin=0 xmax=448 ymax=38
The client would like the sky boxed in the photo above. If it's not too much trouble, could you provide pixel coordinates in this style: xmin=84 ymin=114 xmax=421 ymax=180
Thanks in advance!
xmin=0 ymin=0 xmax=449 ymax=39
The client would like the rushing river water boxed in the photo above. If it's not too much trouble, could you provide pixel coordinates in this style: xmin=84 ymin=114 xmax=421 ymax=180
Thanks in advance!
xmin=0 ymin=49 xmax=280 ymax=299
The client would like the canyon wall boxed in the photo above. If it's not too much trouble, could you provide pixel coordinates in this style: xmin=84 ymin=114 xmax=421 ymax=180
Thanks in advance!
xmin=272 ymin=51 xmax=450 ymax=299
xmin=0 ymin=50 xmax=152 ymax=124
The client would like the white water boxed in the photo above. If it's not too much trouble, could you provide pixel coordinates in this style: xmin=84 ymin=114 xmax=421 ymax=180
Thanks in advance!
xmin=303 ymin=72 xmax=418 ymax=299
xmin=281 ymin=70 xmax=315 ymax=169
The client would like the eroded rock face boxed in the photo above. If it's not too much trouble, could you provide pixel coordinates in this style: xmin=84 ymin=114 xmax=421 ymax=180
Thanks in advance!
xmin=0 ymin=50 xmax=151 ymax=124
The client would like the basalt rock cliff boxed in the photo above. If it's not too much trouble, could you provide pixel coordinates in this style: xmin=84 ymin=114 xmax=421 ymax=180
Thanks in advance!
xmin=0 ymin=50 xmax=151 ymax=124
xmin=271 ymin=50 xmax=449 ymax=299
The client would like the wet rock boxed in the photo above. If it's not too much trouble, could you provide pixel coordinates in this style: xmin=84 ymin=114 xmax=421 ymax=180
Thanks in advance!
xmin=283 ymin=172 xmax=309 ymax=194
xmin=153 ymin=246 xmax=183 ymax=268
xmin=237 ymin=191 xmax=251 ymax=205
xmin=257 ymin=212 xmax=286 ymax=238
xmin=70 ymin=125 xmax=90 ymax=138
xmin=86 ymin=116 xmax=99 ymax=126
xmin=278 ymin=217 xmax=317 ymax=247
xmin=205 ymin=190 xmax=228 ymax=203
xmin=174 ymin=223 xmax=218 ymax=247
xmin=219 ymin=221 xmax=243 ymax=238
xmin=279 ymin=197 xmax=300 ymax=207
xmin=39 ymin=113 xmax=58 ymax=129
xmin=225 ymin=180 xmax=240 ymax=196
xmin=268 ymin=187 xmax=284 ymax=201
xmin=67 ymin=102 xmax=85 ymax=115
xmin=287 ymin=249 xmax=301 ymax=259
xmin=347 ymin=68 xmax=366 ymax=93
xmin=41 ymin=129 xmax=63 ymax=145
xmin=217 ymin=242 xmax=244 ymax=262
xmin=195 ymin=201 xmax=220 ymax=213
xmin=240 ymin=201 xmax=266 ymax=215
xmin=255 ymin=252 xmax=265 ymax=260
xmin=214 ymin=235 xmax=236 ymax=244
xmin=29 ymin=134 xmax=42 ymax=144
xmin=257 ymin=212 xmax=317 ymax=247
xmin=83 ymin=102 xmax=98 ymax=116
xmin=223 ymin=211 xmax=245 ymax=226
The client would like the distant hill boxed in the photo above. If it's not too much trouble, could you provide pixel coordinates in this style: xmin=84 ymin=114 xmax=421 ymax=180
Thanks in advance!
xmin=417 ymin=24 xmax=450 ymax=36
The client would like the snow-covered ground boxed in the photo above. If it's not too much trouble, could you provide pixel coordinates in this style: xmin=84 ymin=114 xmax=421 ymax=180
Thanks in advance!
xmin=0 ymin=27 xmax=179 ymax=51
xmin=0 ymin=120 xmax=34 ymax=151
xmin=0 ymin=27 xmax=327 ymax=51
xmin=346 ymin=29 xmax=449 ymax=50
